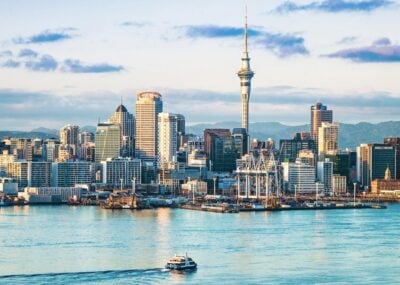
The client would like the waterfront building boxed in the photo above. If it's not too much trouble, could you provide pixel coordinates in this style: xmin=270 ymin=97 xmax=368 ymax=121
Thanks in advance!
xmin=181 ymin=180 xmax=207 ymax=195
xmin=288 ymin=161 xmax=317 ymax=194
xmin=371 ymin=167 xmax=400 ymax=194
xmin=332 ymin=174 xmax=347 ymax=196
xmin=310 ymin=102 xmax=333 ymax=147
xmin=135 ymin=91 xmax=163 ymax=163
xmin=101 ymin=157 xmax=141 ymax=188
xmin=158 ymin=113 xmax=177 ymax=167
xmin=20 ymin=186 xmax=86 ymax=203
xmin=357 ymin=144 xmax=396 ymax=190
xmin=237 ymin=11 xmax=254 ymax=150
xmin=109 ymin=103 xmax=135 ymax=158
xmin=8 ymin=161 xmax=51 ymax=188
xmin=204 ymin=129 xmax=236 ymax=172
xmin=279 ymin=132 xmax=316 ymax=163
xmin=383 ymin=137 xmax=400 ymax=179
xmin=317 ymin=159 xmax=333 ymax=194
xmin=95 ymin=123 xmax=121 ymax=163
xmin=51 ymin=161 xmax=96 ymax=187
xmin=0 ymin=177 xmax=18 ymax=195
xmin=318 ymin=122 xmax=339 ymax=159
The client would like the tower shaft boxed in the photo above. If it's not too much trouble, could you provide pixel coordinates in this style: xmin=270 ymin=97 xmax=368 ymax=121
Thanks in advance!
xmin=237 ymin=9 xmax=254 ymax=136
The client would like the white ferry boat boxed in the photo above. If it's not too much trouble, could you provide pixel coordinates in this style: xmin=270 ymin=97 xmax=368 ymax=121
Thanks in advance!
xmin=165 ymin=253 xmax=197 ymax=270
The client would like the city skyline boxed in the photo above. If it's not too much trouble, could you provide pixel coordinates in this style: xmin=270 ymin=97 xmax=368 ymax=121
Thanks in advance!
xmin=1 ymin=0 xmax=400 ymax=130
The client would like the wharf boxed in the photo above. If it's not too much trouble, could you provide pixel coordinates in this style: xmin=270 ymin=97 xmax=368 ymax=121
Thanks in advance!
xmin=239 ymin=204 xmax=387 ymax=212
xmin=180 ymin=203 xmax=386 ymax=213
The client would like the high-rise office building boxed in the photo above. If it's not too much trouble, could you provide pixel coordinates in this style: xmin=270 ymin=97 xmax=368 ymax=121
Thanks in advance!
xmin=95 ymin=123 xmax=121 ymax=163
xmin=158 ymin=113 xmax=177 ymax=167
xmin=317 ymin=159 xmax=333 ymax=194
xmin=60 ymin=124 xmax=79 ymax=156
xmin=311 ymin=102 xmax=333 ymax=145
xmin=175 ymin=114 xmax=186 ymax=149
xmin=204 ymin=129 xmax=236 ymax=172
xmin=109 ymin=103 xmax=135 ymax=157
xmin=10 ymin=138 xmax=33 ymax=161
xmin=135 ymin=91 xmax=163 ymax=163
xmin=279 ymin=132 xmax=316 ymax=162
xmin=237 ymin=11 xmax=254 ymax=148
xmin=318 ymin=122 xmax=339 ymax=159
xmin=356 ymin=143 xmax=396 ymax=190
xmin=232 ymin=128 xmax=248 ymax=158
xmin=383 ymin=137 xmax=400 ymax=179
xmin=0 ymin=150 xmax=15 ymax=176
xmin=42 ymin=138 xmax=60 ymax=162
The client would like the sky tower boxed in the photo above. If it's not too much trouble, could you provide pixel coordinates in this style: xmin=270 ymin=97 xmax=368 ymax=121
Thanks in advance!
xmin=237 ymin=8 xmax=254 ymax=136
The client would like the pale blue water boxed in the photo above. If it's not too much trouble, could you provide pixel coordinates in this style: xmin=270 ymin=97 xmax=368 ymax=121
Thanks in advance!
xmin=0 ymin=204 xmax=399 ymax=284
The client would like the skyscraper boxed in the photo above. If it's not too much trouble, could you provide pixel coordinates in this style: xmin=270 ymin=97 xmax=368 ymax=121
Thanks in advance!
xmin=60 ymin=124 xmax=79 ymax=156
xmin=318 ymin=122 xmax=339 ymax=159
xmin=204 ymin=129 xmax=236 ymax=172
xmin=237 ymin=10 xmax=254 ymax=143
xmin=158 ymin=113 xmax=177 ymax=167
xmin=135 ymin=91 xmax=163 ymax=163
xmin=109 ymin=102 xmax=135 ymax=157
xmin=310 ymin=102 xmax=333 ymax=143
xmin=95 ymin=123 xmax=121 ymax=163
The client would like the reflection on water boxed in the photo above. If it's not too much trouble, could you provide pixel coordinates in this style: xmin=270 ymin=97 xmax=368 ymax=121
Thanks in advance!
xmin=0 ymin=204 xmax=399 ymax=284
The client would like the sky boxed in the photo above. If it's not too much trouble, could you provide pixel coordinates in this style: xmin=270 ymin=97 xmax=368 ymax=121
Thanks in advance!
xmin=0 ymin=0 xmax=400 ymax=131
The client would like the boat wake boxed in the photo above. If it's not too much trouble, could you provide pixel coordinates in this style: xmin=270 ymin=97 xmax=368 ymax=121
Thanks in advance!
xmin=0 ymin=268 xmax=168 ymax=285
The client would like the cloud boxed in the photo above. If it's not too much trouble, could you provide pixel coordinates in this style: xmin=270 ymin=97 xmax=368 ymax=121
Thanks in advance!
xmin=338 ymin=36 xmax=358 ymax=44
xmin=372 ymin=37 xmax=391 ymax=46
xmin=2 ymin=59 xmax=20 ymax=68
xmin=326 ymin=38 xmax=400 ymax=62
xmin=120 ymin=21 xmax=149 ymax=27
xmin=25 ymin=55 xmax=58 ymax=71
xmin=18 ymin=49 xmax=38 ymax=58
xmin=179 ymin=25 xmax=308 ymax=57
xmin=181 ymin=25 xmax=263 ymax=38
xmin=256 ymin=33 xmax=309 ymax=57
xmin=0 ymin=50 xmax=13 ymax=57
xmin=274 ymin=0 xmax=393 ymax=13
xmin=14 ymin=29 xmax=75 ymax=44
xmin=62 ymin=59 xmax=124 ymax=73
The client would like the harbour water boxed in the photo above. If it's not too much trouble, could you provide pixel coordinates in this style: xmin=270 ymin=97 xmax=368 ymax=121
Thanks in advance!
xmin=0 ymin=204 xmax=399 ymax=284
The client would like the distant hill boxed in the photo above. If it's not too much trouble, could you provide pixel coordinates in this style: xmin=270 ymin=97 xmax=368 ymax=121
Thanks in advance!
xmin=1 ymin=121 xmax=399 ymax=149
xmin=187 ymin=121 xmax=400 ymax=149
xmin=0 ymin=131 xmax=58 ymax=140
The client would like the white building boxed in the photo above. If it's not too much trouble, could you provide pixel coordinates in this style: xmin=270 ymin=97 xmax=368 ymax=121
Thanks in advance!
xmin=101 ymin=158 xmax=141 ymax=188
xmin=20 ymin=187 xmax=85 ymax=203
xmin=52 ymin=161 xmax=95 ymax=187
xmin=318 ymin=122 xmax=339 ymax=158
xmin=158 ymin=112 xmax=177 ymax=167
xmin=288 ymin=161 xmax=316 ymax=194
xmin=135 ymin=91 xmax=163 ymax=163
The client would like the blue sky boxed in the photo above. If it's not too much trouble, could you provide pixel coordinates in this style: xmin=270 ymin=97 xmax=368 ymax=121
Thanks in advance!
xmin=0 ymin=0 xmax=400 ymax=130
